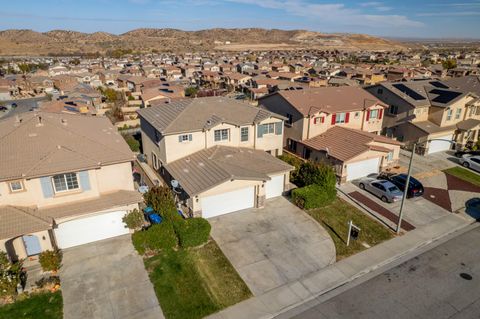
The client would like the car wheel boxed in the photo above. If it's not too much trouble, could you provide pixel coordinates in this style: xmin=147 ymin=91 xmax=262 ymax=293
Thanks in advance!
xmin=463 ymin=162 xmax=470 ymax=168
xmin=359 ymin=183 xmax=365 ymax=190
xmin=381 ymin=196 xmax=388 ymax=202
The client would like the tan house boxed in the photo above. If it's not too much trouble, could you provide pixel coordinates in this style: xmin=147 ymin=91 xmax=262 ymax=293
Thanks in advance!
xmin=137 ymin=97 xmax=292 ymax=218
xmin=0 ymin=112 xmax=140 ymax=261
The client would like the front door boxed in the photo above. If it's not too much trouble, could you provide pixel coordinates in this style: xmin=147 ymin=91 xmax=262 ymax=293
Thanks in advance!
xmin=22 ymin=235 xmax=42 ymax=256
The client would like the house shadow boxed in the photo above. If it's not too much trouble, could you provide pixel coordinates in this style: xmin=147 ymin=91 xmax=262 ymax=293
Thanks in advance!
xmin=465 ymin=198 xmax=480 ymax=221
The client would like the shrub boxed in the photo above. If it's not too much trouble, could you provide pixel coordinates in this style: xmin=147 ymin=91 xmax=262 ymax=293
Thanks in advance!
xmin=143 ymin=186 xmax=181 ymax=222
xmin=292 ymin=184 xmax=336 ymax=209
xmin=296 ymin=161 xmax=337 ymax=190
xmin=278 ymin=153 xmax=304 ymax=185
xmin=132 ymin=223 xmax=177 ymax=255
xmin=0 ymin=252 xmax=23 ymax=297
xmin=123 ymin=134 xmax=140 ymax=152
xmin=39 ymin=250 xmax=62 ymax=272
xmin=122 ymin=209 xmax=145 ymax=230
xmin=175 ymin=218 xmax=211 ymax=248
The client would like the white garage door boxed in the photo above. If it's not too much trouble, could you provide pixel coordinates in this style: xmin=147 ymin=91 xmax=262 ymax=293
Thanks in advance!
xmin=346 ymin=157 xmax=380 ymax=181
xmin=54 ymin=210 xmax=129 ymax=249
xmin=266 ymin=175 xmax=284 ymax=199
xmin=201 ymin=187 xmax=255 ymax=218
xmin=428 ymin=134 xmax=453 ymax=154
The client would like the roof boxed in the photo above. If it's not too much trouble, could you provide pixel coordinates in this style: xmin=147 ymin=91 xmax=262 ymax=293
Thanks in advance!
xmin=443 ymin=76 xmax=480 ymax=96
xmin=0 ymin=206 xmax=51 ymax=239
xmin=456 ymin=118 xmax=480 ymax=131
xmin=301 ymin=126 xmax=402 ymax=162
xmin=0 ymin=112 xmax=134 ymax=182
xmin=137 ymin=96 xmax=281 ymax=135
xmin=411 ymin=120 xmax=457 ymax=135
xmin=262 ymin=87 xmax=384 ymax=116
xmin=164 ymin=146 xmax=293 ymax=196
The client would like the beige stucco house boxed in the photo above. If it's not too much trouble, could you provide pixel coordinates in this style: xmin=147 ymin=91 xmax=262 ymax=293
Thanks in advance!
xmin=0 ymin=112 xmax=140 ymax=261
xmin=137 ymin=97 xmax=293 ymax=218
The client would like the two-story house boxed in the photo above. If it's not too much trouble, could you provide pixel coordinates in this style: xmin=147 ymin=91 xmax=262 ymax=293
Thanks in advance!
xmin=0 ymin=112 xmax=140 ymax=261
xmin=137 ymin=97 xmax=292 ymax=218
xmin=366 ymin=80 xmax=480 ymax=154
xmin=259 ymin=87 xmax=402 ymax=182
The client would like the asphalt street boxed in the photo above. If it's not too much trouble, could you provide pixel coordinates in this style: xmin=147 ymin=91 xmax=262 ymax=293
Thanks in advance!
xmin=0 ymin=96 xmax=48 ymax=119
xmin=287 ymin=226 xmax=480 ymax=319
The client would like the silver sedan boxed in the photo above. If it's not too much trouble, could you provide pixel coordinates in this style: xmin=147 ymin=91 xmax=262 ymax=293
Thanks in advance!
xmin=459 ymin=155 xmax=480 ymax=173
xmin=358 ymin=178 xmax=403 ymax=203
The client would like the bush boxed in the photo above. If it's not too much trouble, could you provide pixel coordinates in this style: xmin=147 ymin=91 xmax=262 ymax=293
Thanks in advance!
xmin=278 ymin=153 xmax=304 ymax=185
xmin=296 ymin=161 xmax=337 ymax=190
xmin=0 ymin=252 xmax=23 ymax=297
xmin=132 ymin=223 xmax=177 ymax=255
xmin=175 ymin=218 xmax=211 ymax=248
xmin=39 ymin=250 xmax=62 ymax=272
xmin=292 ymin=184 xmax=336 ymax=209
xmin=122 ymin=208 xmax=144 ymax=230
xmin=123 ymin=134 xmax=140 ymax=152
xmin=143 ymin=186 xmax=181 ymax=222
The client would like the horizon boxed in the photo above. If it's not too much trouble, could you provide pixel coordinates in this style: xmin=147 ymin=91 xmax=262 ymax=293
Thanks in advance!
xmin=2 ymin=0 xmax=480 ymax=39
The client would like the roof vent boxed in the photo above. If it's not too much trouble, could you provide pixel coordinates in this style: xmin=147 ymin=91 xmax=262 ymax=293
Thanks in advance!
xmin=186 ymin=157 xmax=190 ymax=162
xmin=61 ymin=118 xmax=67 ymax=125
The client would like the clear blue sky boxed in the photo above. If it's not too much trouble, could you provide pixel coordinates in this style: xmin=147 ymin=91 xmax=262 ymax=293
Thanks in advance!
xmin=2 ymin=0 xmax=480 ymax=38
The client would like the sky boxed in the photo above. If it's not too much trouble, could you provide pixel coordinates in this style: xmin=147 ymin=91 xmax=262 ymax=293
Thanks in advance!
xmin=2 ymin=0 xmax=480 ymax=38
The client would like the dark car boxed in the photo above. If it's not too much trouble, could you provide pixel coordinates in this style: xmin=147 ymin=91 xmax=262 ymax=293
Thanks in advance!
xmin=455 ymin=149 xmax=480 ymax=158
xmin=377 ymin=173 xmax=424 ymax=198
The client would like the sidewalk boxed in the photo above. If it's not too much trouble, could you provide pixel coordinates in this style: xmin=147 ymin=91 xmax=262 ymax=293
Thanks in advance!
xmin=205 ymin=212 xmax=476 ymax=319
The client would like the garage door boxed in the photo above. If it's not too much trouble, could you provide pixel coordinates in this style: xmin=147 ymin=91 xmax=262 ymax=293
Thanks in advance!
xmin=346 ymin=157 xmax=380 ymax=181
xmin=266 ymin=175 xmax=284 ymax=199
xmin=201 ymin=187 xmax=255 ymax=218
xmin=54 ymin=211 xmax=129 ymax=249
xmin=428 ymin=134 xmax=453 ymax=154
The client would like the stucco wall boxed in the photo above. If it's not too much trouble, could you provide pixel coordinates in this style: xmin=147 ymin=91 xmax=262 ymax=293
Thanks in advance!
xmin=0 ymin=230 xmax=53 ymax=261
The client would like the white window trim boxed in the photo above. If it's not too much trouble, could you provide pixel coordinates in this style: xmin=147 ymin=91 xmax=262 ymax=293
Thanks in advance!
xmin=446 ymin=109 xmax=453 ymax=121
xmin=335 ymin=113 xmax=346 ymax=124
xmin=9 ymin=180 xmax=24 ymax=193
xmin=264 ymin=123 xmax=275 ymax=134
xmin=214 ymin=129 xmax=229 ymax=142
xmin=52 ymin=173 xmax=80 ymax=194
xmin=370 ymin=109 xmax=379 ymax=119
xmin=240 ymin=127 xmax=249 ymax=142
xmin=179 ymin=134 xmax=190 ymax=143
xmin=455 ymin=108 xmax=462 ymax=120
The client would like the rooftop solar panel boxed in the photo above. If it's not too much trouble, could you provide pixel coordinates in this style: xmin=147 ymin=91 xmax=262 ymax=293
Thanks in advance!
xmin=430 ymin=89 xmax=462 ymax=104
xmin=430 ymin=81 xmax=449 ymax=89
xmin=392 ymin=83 xmax=426 ymax=101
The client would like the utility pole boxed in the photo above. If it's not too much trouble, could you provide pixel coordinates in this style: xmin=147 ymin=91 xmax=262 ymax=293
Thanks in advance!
xmin=396 ymin=143 xmax=415 ymax=234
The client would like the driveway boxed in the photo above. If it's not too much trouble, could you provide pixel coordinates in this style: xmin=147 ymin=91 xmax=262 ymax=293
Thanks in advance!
xmin=60 ymin=235 xmax=164 ymax=319
xmin=209 ymin=196 xmax=335 ymax=296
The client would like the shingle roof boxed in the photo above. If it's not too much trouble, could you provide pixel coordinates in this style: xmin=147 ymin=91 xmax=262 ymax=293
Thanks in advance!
xmin=301 ymin=126 xmax=402 ymax=162
xmin=0 ymin=112 xmax=134 ymax=182
xmin=164 ymin=146 xmax=293 ymax=196
xmin=137 ymin=96 xmax=282 ymax=135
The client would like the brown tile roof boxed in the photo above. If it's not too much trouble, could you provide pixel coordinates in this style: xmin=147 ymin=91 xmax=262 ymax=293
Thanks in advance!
xmin=411 ymin=121 xmax=457 ymax=135
xmin=0 ymin=206 xmax=51 ymax=239
xmin=264 ymin=87 xmax=384 ymax=116
xmin=164 ymin=146 xmax=293 ymax=196
xmin=0 ymin=112 xmax=134 ymax=182
xmin=301 ymin=126 xmax=401 ymax=162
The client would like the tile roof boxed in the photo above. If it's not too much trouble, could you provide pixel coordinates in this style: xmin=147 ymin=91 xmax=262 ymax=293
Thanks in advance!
xmin=0 ymin=112 xmax=135 ymax=182
xmin=0 ymin=206 xmax=51 ymax=239
xmin=301 ymin=126 xmax=401 ymax=162
xmin=137 ymin=96 xmax=281 ymax=135
xmin=410 ymin=121 xmax=457 ymax=135
xmin=164 ymin=146 xmax=293 ymax=196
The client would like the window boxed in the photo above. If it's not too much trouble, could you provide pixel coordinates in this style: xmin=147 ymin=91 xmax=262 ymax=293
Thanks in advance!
xmin=241 ymin=127 xmax=249 ymax=142
xmin=286 ymin=113 xmax=293 ymax=126
xmin=389 ymin=105 xmax=399 ymax=115
xmin=52 ymin=173 xmax=79 ymax=193
xmin=377 ymin=88 xmax=383 ymax=95
xmin=9 ymin=180 xmax=24 ymax=192
xmin=335 ymin=113 xmax=346 ymax=124
xmin=446 ymin=109 xmax=453 ymax=121
xmin=264 ymin=123 xmax=275 ymax=134
xmin=354 ymin=112 xmax=360 ymax=119
xmin=313 ymin=117 xmax=324 ymax=124
xmin=470 ymin=106 xmax=476 ymax=117
xmin=387 ymin=152 xmax=393 ymax=161
xmin=455 ymin=108 xmax=462 ymax=120
xmin=214 ymin=129 xmax=229 ymax=142
xmin=178 ymin=134 xmax=191 ymax=142
xmin=370 ymin=109 xmax=379 ymax=119
xmin=154 ymin=130 xmax=161 ymax=143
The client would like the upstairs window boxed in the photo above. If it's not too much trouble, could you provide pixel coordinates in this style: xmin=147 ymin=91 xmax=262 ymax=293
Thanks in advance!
xmin=241 ymin=127 xmax=249 ymax=142
xmin=178 ymin=134 xmax=192 ymax=142
xmin=9 ymin=180 xmax=24 ymax=192
xmin=52 ymin=173 xmax=79 ymax=193
xmin=455 ymin=108 xmax=462 ymax=120
xmin=370 ymin=109 xmax=379 ymax=119
xmin=446 ymin=109 xmax=453 ymax=121
xmin=389 ymin=105 xmax=399 ymax=115
xmin=264 ymin=123 xmax=275 ymax=134
xmin=335 ymin=112 xmax=346 ymax=124
xmin=214 ymin=129 xmax=229 ymax=142
xmin=286 ymin=113 xmax=293 ymax=126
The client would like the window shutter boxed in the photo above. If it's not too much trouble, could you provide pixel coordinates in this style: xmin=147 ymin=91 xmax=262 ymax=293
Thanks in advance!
xmin=321 ymin=117 xmax=325 ymax=123
xmin=275 ymin=122 xmax=282 ymax=135
xmin=366 ymin=110 xmax=370 ymax=121
xmin=79 ymin=171 xmax=91 ymax=191
xmin=257 ymin=124 xmax=264 ymax=138
xmin=331 ymin=114 xmax=336 ymax=125
xmin=40 ymin=176 xmax=54 ymax=198
xmin=313 ymin=117 xmax=317 ymax=124
xmin=378 ymin=109 xmax=383 ymax=120
xmin=178 ymin=135 xmax=182 ymax=142
xmin=188 ymin=134 xmax=192 ymax=141
xmin=345 ymin=112 xmax=350 ymax=123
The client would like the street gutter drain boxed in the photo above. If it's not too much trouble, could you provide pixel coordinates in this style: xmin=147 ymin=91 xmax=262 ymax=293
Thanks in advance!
xmin=459 ymin=273 xmax=473 ymax=280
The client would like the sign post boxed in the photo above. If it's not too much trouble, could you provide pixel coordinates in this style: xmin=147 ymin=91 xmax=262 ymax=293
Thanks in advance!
xmin=347 ymin=220 xmax=360 ymax=246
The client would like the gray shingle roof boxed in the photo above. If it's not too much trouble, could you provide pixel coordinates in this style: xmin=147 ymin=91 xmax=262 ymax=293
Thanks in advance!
xmin=137 ymin=96 xmax=281 ymax=135
xmin=164 ymin=146 xmax=293 ymax=196
xmin=0 ymin=112 xmax=135 ymax=182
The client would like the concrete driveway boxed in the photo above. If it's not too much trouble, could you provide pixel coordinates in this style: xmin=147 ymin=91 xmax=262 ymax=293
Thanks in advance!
xmin=60 ymin=235 xmax=164 ymax=319
xmin=209 ymin=196 xmax=335 ymax=296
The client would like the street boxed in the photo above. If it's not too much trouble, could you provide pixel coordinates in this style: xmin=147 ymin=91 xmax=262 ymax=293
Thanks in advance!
xmin=0 ymin=96 xmax=48 ymax=119
xmin=284 ymin=226 xmax=480 ymax=319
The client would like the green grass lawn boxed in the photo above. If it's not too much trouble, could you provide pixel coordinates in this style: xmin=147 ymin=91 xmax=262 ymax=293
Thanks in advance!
xmin=144 ymin=240 xmax=251 ymax=319
xmin=307 ymin=198 xmax=394 ymax=260
xmin=0 ymin=291 xmax=63 ymax=319
xmin=444 ymin=166 xmax=480 ymax=187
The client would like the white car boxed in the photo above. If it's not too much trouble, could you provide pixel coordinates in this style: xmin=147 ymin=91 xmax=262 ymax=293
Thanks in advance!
xmin=460 ymin=155 xmax=480 ymax=172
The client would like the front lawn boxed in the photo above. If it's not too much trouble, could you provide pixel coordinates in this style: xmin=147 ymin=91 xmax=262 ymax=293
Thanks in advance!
xmin=444 ymin=166 xmax=480 ymax=187
xmin=0 ymin=291 xmax=63 ymax=319
xmin=307 ymin=198 xmax=394 ymax=260
xmin=144 ymin=240 xmax=251 ymax=319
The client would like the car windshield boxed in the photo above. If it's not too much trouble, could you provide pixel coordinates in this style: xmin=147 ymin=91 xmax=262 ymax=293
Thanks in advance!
xmin=388 ymin=186 xmax=399 ymax=192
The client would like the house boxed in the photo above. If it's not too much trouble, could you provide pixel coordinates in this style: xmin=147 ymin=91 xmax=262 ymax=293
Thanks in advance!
xmin=140 ymin=84 xmax=186 ymax=107
xmin=137 ymin=97 xmax=292 ymax=218
xmin=0 ymin=112 xmax=140 ymax=261
xmin=366 ymin=80 xmax=480 ymax=154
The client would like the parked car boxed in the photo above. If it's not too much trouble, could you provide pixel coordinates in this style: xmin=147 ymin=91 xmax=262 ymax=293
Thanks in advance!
xmin=358 ymin=178 xmax=403 ymax=203
xmin=459 ymin=155 xmax=480 ymax=172
xmin=454 ymin=149 xmax=480 ymax=158
xmin=377 ymin=173 xmax=424 ymax=198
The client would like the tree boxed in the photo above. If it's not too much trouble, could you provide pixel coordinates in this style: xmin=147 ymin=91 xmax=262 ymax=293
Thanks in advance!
xmin=143 ymin=186 xmax=180 ymax=222
xmin=123 ymin=134 xmax=140 ymax=152
xmin=442 ymin=59 xmax=457 ymax=70
xmin=122 ymin=208 xmax=145 ymax=230
xmin=0 ymin=252 xmax=23 ymax=297
xmin=296 ymin=161 xmax=337 ymax=190
xmin=185 ymin=86 xmax=198 ymax=97
xmin=17 ymin=63 xmax=32 ymax=74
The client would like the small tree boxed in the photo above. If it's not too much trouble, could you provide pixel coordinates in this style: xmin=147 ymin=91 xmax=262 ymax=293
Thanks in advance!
xmin=185 ymin=87 xmax=198 ymax=97
xmin=39 ymin=250 xmax=62 ymax=273
xmin=143 ymin=186 xmax=180 ymax=222
xmin=122 ymin=208 xmax=145 ymax=230
xmin=296 ymin=161 xmax=336 ymax=190
xmin=0 ymin=252 xmax=23 ymax=297
xmin=442 ymin=59 xmax=457 ymax=70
